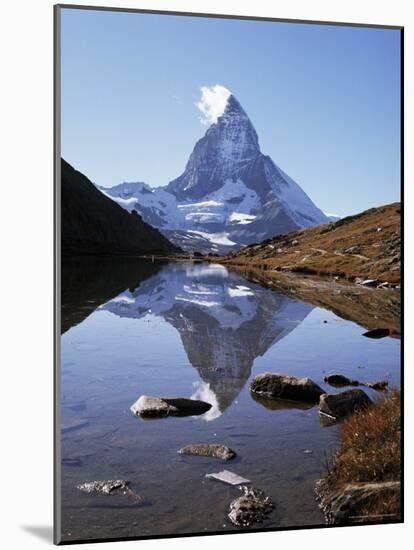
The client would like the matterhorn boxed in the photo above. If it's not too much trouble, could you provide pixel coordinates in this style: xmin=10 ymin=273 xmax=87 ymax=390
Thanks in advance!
xmin=101 ymin=88 xmax=328 ymax=253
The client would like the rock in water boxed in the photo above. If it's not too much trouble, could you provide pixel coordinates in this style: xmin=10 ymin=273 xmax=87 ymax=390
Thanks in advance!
xmin=324 ymin=374 xmax=359 ymax=387
xmin=130 ymin=395 xmax=212 ymax=418
xmin=228 ymin=486 xmax=274 ymax=526
xmin=250 ymin=372 xmax=324 ymax=403
xmin=77 ymin=480 xmax=143 ymax=501
xmin=77 ymin=480 xmax=129 ymax=495
xmin=362 ymin=328 xmax=390 ymax=339
xmin=178 ymin=444 xmax=236 ymax=460
xmin=366 ymin=380 xmax=389 ymax=391
xmin=319 ymin=389 xmax=372 ymax=421
xmin=315 ymin=479 xmax=401 ymax=524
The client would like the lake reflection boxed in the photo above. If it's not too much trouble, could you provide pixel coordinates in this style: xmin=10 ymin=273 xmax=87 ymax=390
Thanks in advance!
xmin=98 ymin=262 xmax=314 ymax=417
xmin=60 ymin=258 xmax=400 ymax=542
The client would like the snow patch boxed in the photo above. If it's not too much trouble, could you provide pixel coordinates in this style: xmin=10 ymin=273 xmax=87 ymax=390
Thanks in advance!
xmin=229 ymin=212 xmax=257 ymax=225
xmin=188 ymin=231 xmax=236 ymax=246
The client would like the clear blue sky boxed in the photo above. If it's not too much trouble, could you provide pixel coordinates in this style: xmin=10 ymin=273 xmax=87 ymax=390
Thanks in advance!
xmin=60 ymin=7 xmax=401 ymax=216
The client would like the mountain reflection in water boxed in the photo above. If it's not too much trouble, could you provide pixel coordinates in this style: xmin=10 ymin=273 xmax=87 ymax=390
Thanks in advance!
xmin=81 ymin=261 xmax=313 ymax=418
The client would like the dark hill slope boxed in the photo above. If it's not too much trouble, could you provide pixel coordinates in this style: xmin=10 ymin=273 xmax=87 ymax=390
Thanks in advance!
xmin=61 ymin=159 xmax=179 ymax=255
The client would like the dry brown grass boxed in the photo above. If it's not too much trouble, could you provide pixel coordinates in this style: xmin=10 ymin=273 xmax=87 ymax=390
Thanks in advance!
xmin=325 ymin=390 xmax=401 ymax=519
xmin=330 ymin=390 xmax=401 ymax=485
xmin=220 ymin=202 xmax=401 ymax=284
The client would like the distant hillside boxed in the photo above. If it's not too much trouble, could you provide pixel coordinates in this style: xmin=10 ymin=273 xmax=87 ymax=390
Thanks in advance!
xmin=61 ymin=159 xmax=179 ymax=255
xmin=222 ymin=203 xmax=400 ymax=284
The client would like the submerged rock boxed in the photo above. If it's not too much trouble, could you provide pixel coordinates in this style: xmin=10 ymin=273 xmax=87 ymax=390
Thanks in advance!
xmin=362 ymin=328 xmax=390 ymax=339
xmin=315 ymin=479 xmax=400 ymax=524
xmin=319 ymin=389 xmax=372 ymax=421
xmin=77 ymin=480 xmax=143 ymax=501
xmin=130 ymin=395 xmax=212 ymax=418
xmin=178 ymin=444 xmax=236 ymax=460
xmin=206 ymin=470 xmax=251 ymax=486
xmin=324 ymin=374 xmax=359 ymax=387
xmin=250 ymin=372 xmax=324 ymax=403
xmin=228 ymin=486 xmax=274 ymax=526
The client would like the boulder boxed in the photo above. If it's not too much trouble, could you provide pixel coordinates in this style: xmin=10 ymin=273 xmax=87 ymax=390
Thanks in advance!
xmin=319 ymin=389 xmax=372 ymax=420
xmin=324 ymin=374 xmax=359 ymax=387
xmin=315 ymin=479 xmax=400 ymax=524
xmin=178 ymin=444 xmax=236 ymax=460
xmin=228 ymin=486 xmax=274 ymax=527
xmin=130 ymin=395 xmax=211 ymax=418
xmin=250 ymin=372 xmax=324 ymax=403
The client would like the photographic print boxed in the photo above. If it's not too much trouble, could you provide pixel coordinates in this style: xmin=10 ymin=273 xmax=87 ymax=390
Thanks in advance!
xmin=55 ymin=4 xmax=402 ymax=544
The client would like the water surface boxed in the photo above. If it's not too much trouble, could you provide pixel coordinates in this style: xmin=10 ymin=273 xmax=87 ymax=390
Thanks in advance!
xmin=60 ymin=258 xmax=400 ymax=541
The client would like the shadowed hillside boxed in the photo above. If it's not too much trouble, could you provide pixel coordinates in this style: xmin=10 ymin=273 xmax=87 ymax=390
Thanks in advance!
xmin=61 ymin=159 xmax=179 ymax=256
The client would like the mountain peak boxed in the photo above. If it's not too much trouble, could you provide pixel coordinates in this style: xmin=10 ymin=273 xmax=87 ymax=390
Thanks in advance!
xmin=167 ymin=93 xmax=260 ymax=199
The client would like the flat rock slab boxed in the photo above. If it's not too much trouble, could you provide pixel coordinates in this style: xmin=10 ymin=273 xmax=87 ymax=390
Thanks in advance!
xmin=206 ymin=470 xmax=251 ymax=486
xmin=319 ymin=389 xmax=372 ymax=420
xmin=178 ymin=444 xmax=236 ymax=460
xmin=77 ymin=480 xmax=142 ymax=501
xmin=228 ymin=486 xmax=274 ymax=527
xmin=251 ymin=372 xmax=324 ymax=403
xmin=324 ymin=374 xmax=359 ymax=387
xmin=130 ymin=395 xmax=212 ymax=418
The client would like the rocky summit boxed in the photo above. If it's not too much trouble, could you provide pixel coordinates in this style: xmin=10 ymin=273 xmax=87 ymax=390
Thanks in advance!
xmin=100 ymin=93 xmax=328 ymax=253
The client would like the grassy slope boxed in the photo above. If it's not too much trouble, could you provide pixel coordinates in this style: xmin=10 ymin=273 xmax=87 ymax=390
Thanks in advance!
xmin=222 ymin=203 xmax=401 ymax=284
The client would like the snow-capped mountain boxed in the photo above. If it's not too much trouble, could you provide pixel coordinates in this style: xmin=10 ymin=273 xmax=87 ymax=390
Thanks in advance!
xmin=100 ymin=262 xmax=313 ymax=418
xmin=101 ymin=93 xmax=328 ymax=253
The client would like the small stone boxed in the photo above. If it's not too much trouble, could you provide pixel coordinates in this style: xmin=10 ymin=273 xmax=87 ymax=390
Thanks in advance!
xmin=77 ymin=480 xmax=128 ymax=495
xmin=178 ymin=444 xmax=236 ymax=461
xmin=77 ymin=480 xmax=143 ymax=501
xmin=362 ymin=328 xmax=390 ymax=339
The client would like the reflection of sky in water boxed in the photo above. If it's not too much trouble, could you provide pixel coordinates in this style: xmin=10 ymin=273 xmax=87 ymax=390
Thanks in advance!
xmin=60 ymin=261 xmax=400 ymax=540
